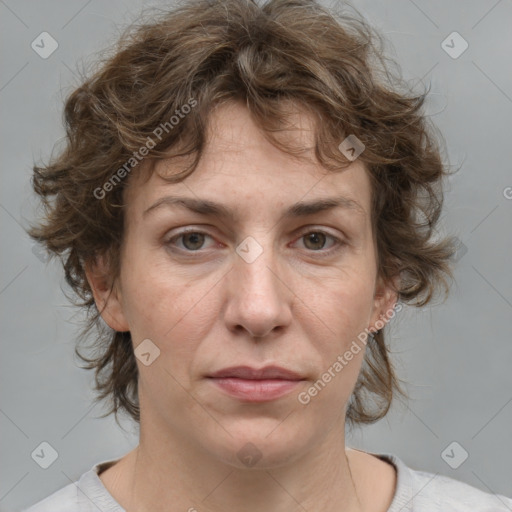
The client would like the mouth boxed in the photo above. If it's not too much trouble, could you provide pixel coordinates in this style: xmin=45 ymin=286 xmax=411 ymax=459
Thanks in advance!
xmin=207 ymin=365 xmax=306 ymax=402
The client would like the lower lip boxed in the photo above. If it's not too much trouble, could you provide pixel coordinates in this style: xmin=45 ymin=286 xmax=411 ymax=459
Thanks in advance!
xmin=209 ymin=377 xmax=303 ymax=402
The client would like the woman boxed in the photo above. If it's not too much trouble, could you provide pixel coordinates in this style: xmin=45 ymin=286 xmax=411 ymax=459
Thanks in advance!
xmin=24 ymin=0 xmax=512 ymax=510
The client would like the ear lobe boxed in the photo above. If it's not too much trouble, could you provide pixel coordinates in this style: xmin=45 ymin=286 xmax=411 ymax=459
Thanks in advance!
xmin=84 ymin=255 xmax=130 ymax=332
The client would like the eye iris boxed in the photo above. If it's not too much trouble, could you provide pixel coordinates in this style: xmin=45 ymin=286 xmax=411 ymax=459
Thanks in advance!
xmin=182 ymin=232 xmax=205 ymax=250
xmin=304 ymin=232 xmax=326 ymax=250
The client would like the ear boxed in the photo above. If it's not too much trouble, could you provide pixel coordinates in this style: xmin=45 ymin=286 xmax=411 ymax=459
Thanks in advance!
xmin=368 ymin=273 xmax=400 ymax=334
xmin=84 ymin=254 xmax=130 ymax=332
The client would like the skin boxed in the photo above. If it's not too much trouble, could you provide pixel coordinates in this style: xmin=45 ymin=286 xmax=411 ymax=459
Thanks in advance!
xmin=86 ymin=100 xmax=398 ymax=512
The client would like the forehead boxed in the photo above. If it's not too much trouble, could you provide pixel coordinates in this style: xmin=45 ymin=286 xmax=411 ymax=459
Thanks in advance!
xmin=123 ymin=101 xmax=371 ymax=222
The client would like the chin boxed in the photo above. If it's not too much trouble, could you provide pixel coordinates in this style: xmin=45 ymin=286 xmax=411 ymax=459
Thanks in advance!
xmin=206 ymin=419 xmax=313 ymax=470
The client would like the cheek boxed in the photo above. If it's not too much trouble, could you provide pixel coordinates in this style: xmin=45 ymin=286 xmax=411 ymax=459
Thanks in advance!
xmin=305 ymin=281 xmax=372 ymax=403
xmin=120 ymin=252 xmax=221 ymax=362
xmin=298 ymin=266 xmax=375 ymax=342
xmin=291 ymin=272 xmax=375 ymax=400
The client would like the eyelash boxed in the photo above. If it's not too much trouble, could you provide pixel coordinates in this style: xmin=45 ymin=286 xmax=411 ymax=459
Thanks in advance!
xmin=165 ymin=227 xmax=346 ymax=257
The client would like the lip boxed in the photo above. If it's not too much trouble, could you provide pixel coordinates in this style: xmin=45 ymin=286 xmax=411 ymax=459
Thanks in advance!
xmin=207 ymin=365 xmax=305 ymax=402
xmin=209 ymin=365 xmax=304 ymax=380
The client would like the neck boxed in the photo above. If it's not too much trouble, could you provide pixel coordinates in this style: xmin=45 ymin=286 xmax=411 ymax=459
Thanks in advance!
xmin=119 ymin=414 xmax=363 ymax=512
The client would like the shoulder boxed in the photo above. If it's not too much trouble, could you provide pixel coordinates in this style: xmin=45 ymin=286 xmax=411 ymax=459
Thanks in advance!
xmin=411 ymin=469 xmax=512 ymax=511
xmin=22 ymin=482 xmax=79 ymax=512
xmin=22 ymin=458 xmax=124 ymax=512
xmin=378 ymin=452 xmax=512 ymax=512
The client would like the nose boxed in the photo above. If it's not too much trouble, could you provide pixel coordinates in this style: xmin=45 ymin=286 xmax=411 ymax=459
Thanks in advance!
xmin=223 ymin=238 xmax=293 ymax=339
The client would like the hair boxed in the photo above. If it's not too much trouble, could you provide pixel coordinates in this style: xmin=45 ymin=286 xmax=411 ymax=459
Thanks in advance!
xmin=26 ymin=0 xmax=458 ymax=428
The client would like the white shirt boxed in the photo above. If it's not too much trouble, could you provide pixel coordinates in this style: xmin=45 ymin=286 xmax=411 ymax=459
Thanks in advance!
xmin=23 ymin=451 xmax=512 ymax=511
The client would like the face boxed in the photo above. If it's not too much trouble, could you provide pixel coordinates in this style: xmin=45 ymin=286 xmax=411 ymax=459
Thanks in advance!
xmin=87 ymin=100 xmax=397 ymax=469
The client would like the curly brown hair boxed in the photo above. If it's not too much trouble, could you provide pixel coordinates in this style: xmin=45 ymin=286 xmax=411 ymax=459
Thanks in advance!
xmin=26 ymin=0 xmax=458 ymax=428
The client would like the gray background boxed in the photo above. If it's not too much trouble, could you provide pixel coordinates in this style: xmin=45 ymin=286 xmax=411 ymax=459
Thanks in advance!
xmin=1 ymin=0 xmax=511 ymax=510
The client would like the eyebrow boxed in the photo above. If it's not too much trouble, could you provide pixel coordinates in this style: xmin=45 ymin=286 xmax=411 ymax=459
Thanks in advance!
xmin=142 ymin=195 xmax=366 ymax=222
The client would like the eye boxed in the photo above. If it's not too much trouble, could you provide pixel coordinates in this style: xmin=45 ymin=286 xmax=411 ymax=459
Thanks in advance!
xmin=293 ymin=229 xmax=345 ymax=254
xmin=166 ymin=230 xmax=216 ymax=252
